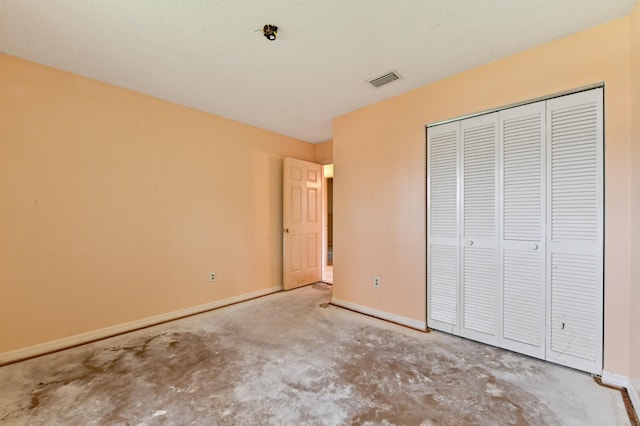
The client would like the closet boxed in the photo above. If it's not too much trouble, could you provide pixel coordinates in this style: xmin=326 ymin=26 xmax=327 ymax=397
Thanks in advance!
xmin=427 ymin=88 xmax=603 ymax=374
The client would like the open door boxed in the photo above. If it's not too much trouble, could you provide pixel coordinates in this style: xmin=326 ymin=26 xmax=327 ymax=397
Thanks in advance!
xmin=283 ymin=158 xmax=322 ymax=290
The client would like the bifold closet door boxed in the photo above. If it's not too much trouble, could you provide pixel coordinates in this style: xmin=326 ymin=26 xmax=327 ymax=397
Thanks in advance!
xmin=460 ymin=113 xmax=500 ymax=345
xmin=427 ymin=121 xmax=460 ymax=334
xmin=499 ymin=102 xmax=546 ymax=359
xmin=426 ymin=88 xmax=604 ymax=374
xmin=545 ymin=88 xmax=603 ymax=374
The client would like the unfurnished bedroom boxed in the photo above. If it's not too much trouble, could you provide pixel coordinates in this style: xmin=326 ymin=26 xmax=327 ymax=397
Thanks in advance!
xmin=1 ymin=1 xmax=639 ymax=424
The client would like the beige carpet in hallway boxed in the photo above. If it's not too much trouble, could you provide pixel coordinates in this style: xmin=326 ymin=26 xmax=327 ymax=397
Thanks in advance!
xmin=0 ymin=284 xmax=631 ymax=425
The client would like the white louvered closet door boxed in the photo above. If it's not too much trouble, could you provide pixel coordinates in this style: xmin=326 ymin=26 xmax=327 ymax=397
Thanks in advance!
xmin=460 ymin=113 xmax=500 ymax=345
xmin=545 ymin=88 xmax=603 ymax=374
xmin=499 ymin=102 xmax=546 ymax=359
xmin=427 ymin=121 xmax=460 ymax=334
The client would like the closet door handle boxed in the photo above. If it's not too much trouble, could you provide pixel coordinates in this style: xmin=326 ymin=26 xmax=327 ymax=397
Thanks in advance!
xmin=467 ymin=240 xmax=474 ymax=247
xmin=531 ymin=244 xmax=539 ymax=251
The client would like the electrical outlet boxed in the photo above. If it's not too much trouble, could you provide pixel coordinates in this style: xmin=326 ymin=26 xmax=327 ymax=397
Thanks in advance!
xmin=209 ymin=272 xmax=216 ymax=282
xmin=373 ymin=276 xmax=380 ymax=288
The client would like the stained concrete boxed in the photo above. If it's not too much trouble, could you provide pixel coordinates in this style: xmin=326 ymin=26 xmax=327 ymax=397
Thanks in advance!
xmin=0 ymin=283 xmax=631 ymax=425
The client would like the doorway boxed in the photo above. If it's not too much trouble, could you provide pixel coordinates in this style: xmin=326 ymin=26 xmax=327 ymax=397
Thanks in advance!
xmin=282 ymin=158 xmax=332 ymax=289
xmin=282 ymin=158 xmax=323 ymax=290
xmin=322 ymin=164 xmax=333 ymax=284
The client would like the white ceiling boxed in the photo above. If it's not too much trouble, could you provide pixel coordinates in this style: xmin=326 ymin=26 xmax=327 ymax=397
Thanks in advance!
xmin=0 ymin=0 xmax=636 ymax=143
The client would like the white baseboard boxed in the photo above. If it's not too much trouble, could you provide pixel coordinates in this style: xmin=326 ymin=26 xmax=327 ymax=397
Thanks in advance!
xmin=331 ymin=297 xmax=426 ymax=331
xmin=601 ymin=370 xmax=629 ymax=388
xmin=602 ymin=371 xmax=640 ymax=420
xmin=0 ymin=285 xmax=282 ymax=366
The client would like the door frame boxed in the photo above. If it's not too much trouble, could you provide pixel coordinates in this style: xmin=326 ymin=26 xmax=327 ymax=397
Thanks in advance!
xmin=425 ymin=83 xmax=605 ymax=374
xmin=321 ymin=164 xmax=333 ymax=283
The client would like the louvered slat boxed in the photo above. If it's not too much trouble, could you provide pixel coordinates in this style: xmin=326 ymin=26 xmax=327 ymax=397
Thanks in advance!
xmin=550 ymin=253 xmax=599 ymax=361
xmin=503 ymin=250 xmax=544 ymax=346
xmin=429 ymin=131 xmax=458 ymax=238
xmin=550 ymin=102 xmax=599 ymax=243
xmin=502 ymin=112 xmax=543 ymax=241
xmin=463 ymin=247 xmax=496 ymax=334
xmin=463 ymin=123 xmax=496 ymax=239
xmin=429 ymin=245 xmax=458 ymax=324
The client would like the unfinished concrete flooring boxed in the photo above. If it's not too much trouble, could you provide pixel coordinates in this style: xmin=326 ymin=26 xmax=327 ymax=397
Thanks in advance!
xmin=0 ymin=284 xmax=631 ymax=425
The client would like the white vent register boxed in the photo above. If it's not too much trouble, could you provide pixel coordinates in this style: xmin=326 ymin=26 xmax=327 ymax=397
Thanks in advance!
xmin=368 ymin=70 xmax=401 ymax=88
xmin=427 ymin=88 xmax=604 ymax=374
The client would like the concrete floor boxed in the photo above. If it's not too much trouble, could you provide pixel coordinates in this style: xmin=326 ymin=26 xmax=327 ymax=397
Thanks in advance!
xmin=0 ymin=283 xmax=632 ymax=425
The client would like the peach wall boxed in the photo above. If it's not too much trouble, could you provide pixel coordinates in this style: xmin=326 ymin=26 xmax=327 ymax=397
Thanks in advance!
xmin=333 ymin=18 xmax=632 ymax=375
xmin=0 ymin=55 xmax=315 ymax=354
xmin=629 ymin=1 xmax=640 ymax=399
xmin=314 ymin=140 xmax=333 ymax=164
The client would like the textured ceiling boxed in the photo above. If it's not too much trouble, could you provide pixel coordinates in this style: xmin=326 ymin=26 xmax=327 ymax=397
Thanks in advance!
xmin=0 ymin=0 xmax=636 ymax=143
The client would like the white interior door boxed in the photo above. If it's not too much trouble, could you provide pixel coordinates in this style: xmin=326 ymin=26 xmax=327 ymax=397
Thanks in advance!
xmin=283 ymin=158 xmax=322 ymax=290
xmin=427 ymin=121 xmax=460 ymax=334
xmin=460 ymin=113 xmax=500 ymax=346
xmin=499 ymin=101 xmax=546 ymax=359
xmin=545 ymin=88 xmax=603 ymax=374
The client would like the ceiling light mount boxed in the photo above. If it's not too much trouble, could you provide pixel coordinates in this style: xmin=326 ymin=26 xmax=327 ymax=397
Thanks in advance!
xmin=262 ymin=24 xmax=278 ymax=41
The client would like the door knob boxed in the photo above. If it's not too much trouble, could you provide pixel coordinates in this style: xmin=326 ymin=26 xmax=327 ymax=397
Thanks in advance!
xmin=284 ymin=228 xmax=290 ymax=233
xmin=467 ymin=240 xmax=474 ymax=246
xmin=531 ymin=244 xmax=539 ymax=250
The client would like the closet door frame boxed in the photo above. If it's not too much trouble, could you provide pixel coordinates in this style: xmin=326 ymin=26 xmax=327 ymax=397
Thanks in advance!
xmin=426 ymin=84 xmax=604 ymax=374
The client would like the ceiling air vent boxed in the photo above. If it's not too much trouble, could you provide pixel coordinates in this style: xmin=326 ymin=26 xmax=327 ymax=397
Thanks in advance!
xmin=368 ymin=70 xmax=402 ymax=88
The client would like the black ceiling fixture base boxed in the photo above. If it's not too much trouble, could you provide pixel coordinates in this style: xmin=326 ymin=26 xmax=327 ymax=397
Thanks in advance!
xmin=263 ymin=24 xmax=278 ymax=41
